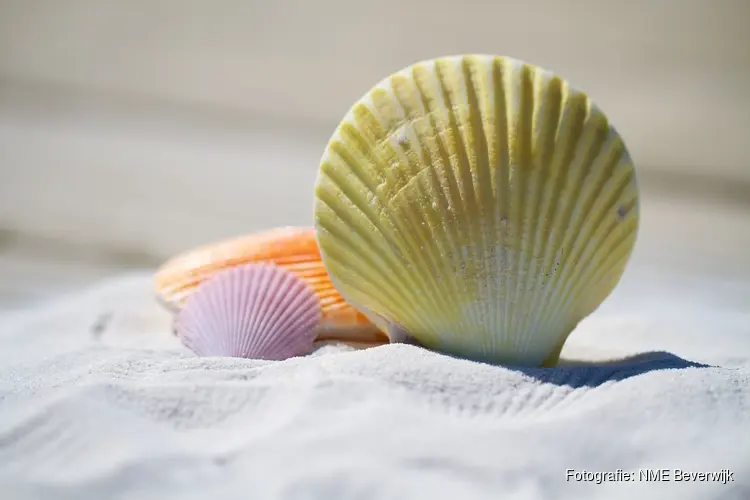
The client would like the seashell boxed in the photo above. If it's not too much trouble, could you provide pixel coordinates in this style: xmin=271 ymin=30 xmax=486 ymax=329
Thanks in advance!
xmin=175 ymin=263 xmax=321 ymax=359
xmin=313 ymin=54 xmax=639 ymax=367
xmin=154 ymin=226 xmax=388 ymax=346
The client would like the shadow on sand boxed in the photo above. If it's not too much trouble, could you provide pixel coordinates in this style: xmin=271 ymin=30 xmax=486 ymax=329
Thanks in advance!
xmin=503 ymin=351 xmax=711 ymax=388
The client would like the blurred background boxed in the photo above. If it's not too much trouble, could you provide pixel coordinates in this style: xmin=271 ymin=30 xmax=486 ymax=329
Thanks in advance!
xmin=0 ymin=0 xmax=749 ymax=313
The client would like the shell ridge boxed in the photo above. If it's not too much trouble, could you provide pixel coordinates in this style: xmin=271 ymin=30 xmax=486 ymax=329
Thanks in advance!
xmin=274 ymin=254 xmax=325 ymax=268
xmin=209 ymin=268 xmax=229 ymax=355
xmin=436 ymin=58 xmax=482 ymax=268
xmin=388 ymin=73 xmax=460 ymax=330
xmin=572 ymin=228 xmax=635 ymax=308
xmin=528 ymin=87 xmax=588 ymax=344
xmin=260 ymin=284 xmax=317 ymax=356
xmin=266 ymin=275 xmax=316 ymax=343
xmin=548 ymin=186 xmax=637 ymax=326
xmin=267 ymin=267 xmax=321 ymax=359
xmin=321 ymin=154 xmax=426 ymax=303
xmin=522 ymin=78 xmax=571 ymax=352
xmin=490 ymin=58 xmax=513 ymax=352
xmin=410 ymin=63 xmax=474 ymax=346
xmin=315 ymin=201 xmax=419 ymax=314
xmin=394 ymin=183 xmax=459 ymax=334
xmin=515 ymin=70 xmax=547 ymax=357
xmin=544 ymin=130 xmax=626 ymax=316
xmin=370 ymin=80 xmax=450 ymax=308
xmin=205 ymin=271 xmax=232 ymax=355
xmin=524 ymin=96 xmax=610 ymax=355
xmin=422 ymin=164 xmax=466 ymax=328
xmin=461 ymin=56 xmax=496 ymax=354
xmin=255 ymin=266 xmax=304 ymax=353
xmin=180 ymin=267 xmax=234 ymax=356
xmin=246 ymin=263 xmax=280 ymax=354
xmin=158 ymin=226 xmax=314 ymax=280
xmin=235 ymin=264 xmax=258 ymax=356
xmin=356 ymin=63 xmax=464 ymax=344
xmin=322 ymin=121 xmax=419 ymax=288
xmin=317 ymin=289 xmax=349 ymax=303
xmin=500 ymin=60 xmax=523 ymax=349
xmin=438 ymin=56 xmax=490 ymax=352
xmin=265 ymin=264 xmax=319 ymax=353
xmin=433 ymin=59 xmax=479 ymax=295
xmin=528 ymin=106 xmax=608 ymax=349
xmin=543 ymin=159 xmax=635 ymax=323
xmin=245 ymin=265 xmax=280 ymax=354
xmin=314 ymin=185 xmax=405 ymax=296
xmin=373 ymin=79 xmax=420 ymax=176
xmin=281 ymin=292 xmax=322 ymax=353
xmin=314 ymin=224 xmax=413 ymax=319
xmin=521 ymin=70 xmax=564 ymax=356
xmin=261 ymin=264 xmax=291 ymax=353
xmin=508 ymin=62 xmax=535 ymax=355
xmin=326 ymin=142 xmax=394 ymax=244
xmin=336 ymin=124 xmax=387 ymax=190
xmin=155 ymin=227 xmax=317 ymax=310
xmin=282 ymin=277 xmax=322 ymax=356
xmin=384 ymin=185 xmax=447 ymax=332
xmin=336 ymin=120 xmax=441 ymax=301
xmin=175 ymin=264 xmax=321 ymax=360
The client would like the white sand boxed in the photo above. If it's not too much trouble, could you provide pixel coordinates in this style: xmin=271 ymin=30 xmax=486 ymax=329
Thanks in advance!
xmin=1 ymin=196 xmax=749 ymax=500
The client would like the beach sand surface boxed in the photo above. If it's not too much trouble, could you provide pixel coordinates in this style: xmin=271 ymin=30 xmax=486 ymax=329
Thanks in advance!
xmin=0 ymin=192 xmax=748 ymax=500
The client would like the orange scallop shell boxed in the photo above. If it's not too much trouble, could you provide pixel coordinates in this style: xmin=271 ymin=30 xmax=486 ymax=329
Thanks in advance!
xmin=154 ymin=226 xmax=388 ymax=346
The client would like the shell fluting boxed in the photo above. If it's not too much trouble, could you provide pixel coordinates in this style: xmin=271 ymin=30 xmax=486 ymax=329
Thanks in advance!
xmin=154 ymin=226 xmax=322 ymax=310
xmin=175 ymin=263 xmax=321 ymax=360
xmin=313 ymin=54 xmax=639 ymax=366
xmin=154 ymin=226 xmax=387 ymax=346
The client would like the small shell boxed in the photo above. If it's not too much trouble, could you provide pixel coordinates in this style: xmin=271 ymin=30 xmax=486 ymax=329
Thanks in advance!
xmin=314 ymin=54 xmax=639 ymax=366
xmin=154 ymin=226 xmax=388 ymax=346
xmin=175 ymin=263 xmax=320 ymax=359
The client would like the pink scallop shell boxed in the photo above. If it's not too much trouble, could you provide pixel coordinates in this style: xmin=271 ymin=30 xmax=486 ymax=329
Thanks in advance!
xmin=175 ymin=263 xmax=321 ymax=360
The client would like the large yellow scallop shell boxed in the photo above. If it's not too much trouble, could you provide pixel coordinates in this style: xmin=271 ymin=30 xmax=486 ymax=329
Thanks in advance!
xmin=313 ymin=55 xmax=639 ymax=366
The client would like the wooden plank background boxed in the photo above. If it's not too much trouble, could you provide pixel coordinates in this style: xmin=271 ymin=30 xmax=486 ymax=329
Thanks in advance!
xmin=0 ymin=0 xmax=748 ymax=307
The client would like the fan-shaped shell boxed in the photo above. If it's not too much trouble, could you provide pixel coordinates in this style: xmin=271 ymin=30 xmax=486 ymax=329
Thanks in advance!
xmin=313 ymin=54 xmax=639 ymax=366
xmin=154 ymin=226 xmax=387 ymax=346
xmin=175 ymin=263 xmax=321 ymax=359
